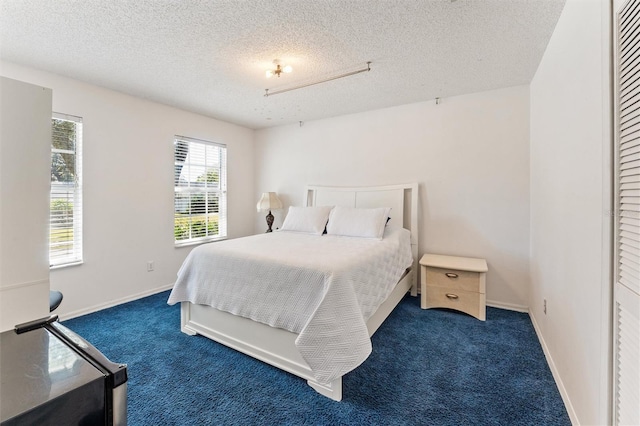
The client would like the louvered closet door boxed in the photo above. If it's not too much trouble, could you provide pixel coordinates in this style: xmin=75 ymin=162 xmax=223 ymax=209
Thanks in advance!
xmin=615 ymin=0 xmax=640 ymax=424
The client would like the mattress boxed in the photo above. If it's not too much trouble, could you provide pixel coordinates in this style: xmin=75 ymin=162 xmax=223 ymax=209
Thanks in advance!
xmin=167 ymin=227 xmax=413 ymax=384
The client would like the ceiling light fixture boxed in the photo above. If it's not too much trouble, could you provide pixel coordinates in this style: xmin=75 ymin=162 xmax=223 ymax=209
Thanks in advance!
xmin=264 ymin=61 xmax=371 ymax=97
xmin=266 ymin=59 xmax=292 ymax=78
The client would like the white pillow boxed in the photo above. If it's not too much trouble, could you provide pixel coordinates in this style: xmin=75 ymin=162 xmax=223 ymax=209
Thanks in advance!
xmin=280 ymin=206 xmax=333 ymax=235
xmin=326 ymin=206 xmax=391 ymax=239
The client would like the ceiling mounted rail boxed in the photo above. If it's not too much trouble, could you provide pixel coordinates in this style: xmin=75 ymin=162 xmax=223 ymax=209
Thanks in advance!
xmin=264 ymin=62 xmax=371 ymax=97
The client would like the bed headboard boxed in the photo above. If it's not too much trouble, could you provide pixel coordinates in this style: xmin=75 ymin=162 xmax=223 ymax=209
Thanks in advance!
xmin=305 ymin=183 xmax=419 ymax=292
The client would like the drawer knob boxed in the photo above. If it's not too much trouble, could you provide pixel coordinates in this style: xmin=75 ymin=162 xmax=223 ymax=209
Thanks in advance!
xmin=446 ymin=293 xmax=459 ymax=300
xmin=445 ymin=272 xmax=459 ymax=279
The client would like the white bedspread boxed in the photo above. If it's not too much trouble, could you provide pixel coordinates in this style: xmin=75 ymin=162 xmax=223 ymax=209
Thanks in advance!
xmin=167 ymin=227 xmax=413 ymax=384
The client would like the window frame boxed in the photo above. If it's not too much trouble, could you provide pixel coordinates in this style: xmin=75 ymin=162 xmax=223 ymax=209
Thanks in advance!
xmin=173 ymin=135 xmax=227 ymax=246
xmin=50 ymin=112 xmax=83 ymax=268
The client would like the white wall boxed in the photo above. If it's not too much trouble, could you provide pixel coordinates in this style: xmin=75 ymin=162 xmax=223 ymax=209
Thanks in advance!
xmin=0 ymin=77 xmax=52 ymax=330
xmin=0 ymin=62 xmax=256 ymax=319
xmin=255 ymin=86 xmax=531 ymax=309
xmin=529 ymin=0 xmax=611 ymax=424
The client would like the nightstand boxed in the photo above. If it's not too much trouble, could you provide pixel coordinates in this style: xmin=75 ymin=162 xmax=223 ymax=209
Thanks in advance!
xmin=420 ymin=253 xmax=488 ymax=321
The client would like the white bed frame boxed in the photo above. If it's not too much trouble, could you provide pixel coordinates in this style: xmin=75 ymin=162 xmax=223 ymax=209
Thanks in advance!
xmin=179 ymin=183 xmax=419 ymax=401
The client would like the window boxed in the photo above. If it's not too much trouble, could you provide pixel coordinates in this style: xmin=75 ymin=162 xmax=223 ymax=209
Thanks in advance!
xmin=174 ymin=136 xmax=227 ymax=245
xmin=50 ymin=113 xmax=83 ymax=267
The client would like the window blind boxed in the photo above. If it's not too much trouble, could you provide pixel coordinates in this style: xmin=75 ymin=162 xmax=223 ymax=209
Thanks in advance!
xmin=50 ymin=112 xmax=83 ymax=267
xmin=615 ymin=0 xmax=640 ymax=424
xmin=174 ymin=136 xmax=227 ymax=245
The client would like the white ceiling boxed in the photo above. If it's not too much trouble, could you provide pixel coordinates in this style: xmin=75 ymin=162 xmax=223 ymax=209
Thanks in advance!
xmin=0 ymin=0 xmax=565 ymax=130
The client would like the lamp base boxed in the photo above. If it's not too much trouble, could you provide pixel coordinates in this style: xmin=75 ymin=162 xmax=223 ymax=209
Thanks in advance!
xmin=266 ymin=210 xmax=274 ymax=233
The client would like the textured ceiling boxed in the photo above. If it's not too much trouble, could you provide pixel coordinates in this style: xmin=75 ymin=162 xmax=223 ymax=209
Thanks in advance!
xmin=0 ymin=0 xmax=565 ymax=129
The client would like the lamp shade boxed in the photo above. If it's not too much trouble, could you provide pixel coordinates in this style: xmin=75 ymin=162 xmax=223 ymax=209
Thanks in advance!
xmin=256 ymin=192 xmax=283 ymax=212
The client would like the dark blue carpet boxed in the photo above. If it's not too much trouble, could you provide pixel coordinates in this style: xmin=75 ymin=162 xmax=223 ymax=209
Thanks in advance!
xmin=63 ymin=292 xmax=570 ymax=425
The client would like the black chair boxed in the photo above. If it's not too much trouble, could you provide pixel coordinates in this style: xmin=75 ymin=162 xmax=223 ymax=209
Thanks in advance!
xmin=49 ymin=290 xmax=63 ymax=312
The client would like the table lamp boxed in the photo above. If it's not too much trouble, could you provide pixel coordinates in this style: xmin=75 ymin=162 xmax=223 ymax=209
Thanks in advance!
xmin=256 ymin=192 xmax=283 ymax=232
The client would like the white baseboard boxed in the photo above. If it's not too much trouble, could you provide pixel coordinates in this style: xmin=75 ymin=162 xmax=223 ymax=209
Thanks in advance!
xmin=58 ymin=283 xmax=174 ymax=321
xmin=529 ymin=311 xmax=579 ymax=425
xmin=486 ymin=299 xmax=528 ymax=313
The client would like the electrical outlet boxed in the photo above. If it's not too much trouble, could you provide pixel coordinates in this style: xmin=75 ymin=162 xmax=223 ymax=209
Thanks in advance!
xmin=147 ymin=261 xmax=154 ymax=272
xmin=543 ymin=299 xmax=547 ymax=315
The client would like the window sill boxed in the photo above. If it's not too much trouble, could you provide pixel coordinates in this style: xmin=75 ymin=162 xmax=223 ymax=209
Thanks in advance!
xmin=174 ymin=236 xmax=227 ymax=248
xmin=50 ymin=260 xmax=83 ymax=270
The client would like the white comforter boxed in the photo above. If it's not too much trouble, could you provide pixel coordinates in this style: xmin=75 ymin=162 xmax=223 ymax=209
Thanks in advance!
xmin=167 ymin=227 xmax=413 ymax=384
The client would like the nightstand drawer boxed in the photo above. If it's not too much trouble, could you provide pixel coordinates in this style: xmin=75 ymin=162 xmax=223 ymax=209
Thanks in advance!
xmin=424 ymin=266 xmax=485 ymax=293
xmin=424 ymin=286 xmax=486 ymax=320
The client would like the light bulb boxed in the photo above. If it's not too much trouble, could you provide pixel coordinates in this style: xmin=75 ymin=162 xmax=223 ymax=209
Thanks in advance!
xmin=266 ymin=70 xmax=273 ymax=78
xmin=283 ymin=65 xmax=292 ymax=73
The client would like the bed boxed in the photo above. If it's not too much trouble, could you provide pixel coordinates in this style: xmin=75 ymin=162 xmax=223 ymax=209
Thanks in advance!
xmin=168 ymin=183 xmax=419 ymax=401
